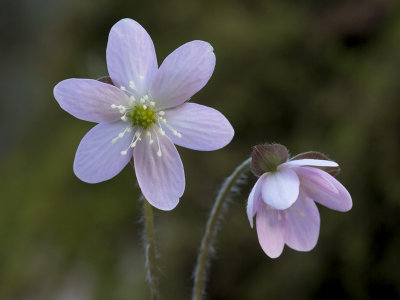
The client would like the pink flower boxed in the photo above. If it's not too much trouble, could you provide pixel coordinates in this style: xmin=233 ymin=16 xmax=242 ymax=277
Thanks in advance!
xmin=247 ymin=144 xmax=352 ymax=258
xmin=53 ymin=19 xmax=234 ymax=210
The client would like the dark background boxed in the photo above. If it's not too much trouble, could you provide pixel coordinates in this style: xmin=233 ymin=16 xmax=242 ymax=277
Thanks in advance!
xmin=1 ymin=0 xmax=400 ymax=299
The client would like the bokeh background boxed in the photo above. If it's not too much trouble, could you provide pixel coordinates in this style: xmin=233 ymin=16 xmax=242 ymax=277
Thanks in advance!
xmin=1 ymin=0 xmax=400 ymax=299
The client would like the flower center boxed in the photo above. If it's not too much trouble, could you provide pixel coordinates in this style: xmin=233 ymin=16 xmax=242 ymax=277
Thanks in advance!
xmin=129 ymin=105 xmax=156 ymax=129
xmin=110 ymin=86 xmax=184 ymax=157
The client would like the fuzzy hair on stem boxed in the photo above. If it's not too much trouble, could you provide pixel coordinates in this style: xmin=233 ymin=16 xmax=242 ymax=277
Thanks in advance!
xmin=141 ymin=195 xmax=160 ymax=300
xmin=192 ymin=157 xmax=252 ymax=300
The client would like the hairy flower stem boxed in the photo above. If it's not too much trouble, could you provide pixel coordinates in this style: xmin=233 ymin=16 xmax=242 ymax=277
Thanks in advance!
xmin=192 ymin=157 xmax=252 ymax=300
xmin=143 ymin=199 xmax=159 ymax=300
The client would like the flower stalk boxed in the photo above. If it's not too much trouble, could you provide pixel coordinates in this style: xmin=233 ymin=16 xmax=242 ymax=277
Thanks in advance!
xmin=192 ymin=157 xmax=252 ymax=300
xmin=143 ymin=198 xmax=159 ymax=300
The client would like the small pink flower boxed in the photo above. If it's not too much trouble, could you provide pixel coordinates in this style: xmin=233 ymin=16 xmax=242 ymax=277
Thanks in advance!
xmin=247 ymin=144 xmax=352 ymax=258
xmin=53 ymin=19 xmax=234 ymax=210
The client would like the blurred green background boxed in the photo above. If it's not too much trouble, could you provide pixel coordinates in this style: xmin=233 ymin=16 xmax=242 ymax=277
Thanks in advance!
xmin=1 ymin=0 xmax=400 ymax=299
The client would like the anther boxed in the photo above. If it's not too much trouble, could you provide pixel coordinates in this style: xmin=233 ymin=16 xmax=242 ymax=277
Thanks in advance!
xmin=120 ymin=86 xmax=127 ymax=91
xmin=158 ymin=111 xmax=165 ymax=116
xmin=150 ymin=101 xmax=155 ymax=106
xmin=129 ymin=80 xmax=135 ymax=89
xmin=121 ymin=150 xmax=128 ymax=155
xmin=157 ymin=150 xmax=162 ymax=157
xmin=139 ymin=75 xmax=145 ymax=80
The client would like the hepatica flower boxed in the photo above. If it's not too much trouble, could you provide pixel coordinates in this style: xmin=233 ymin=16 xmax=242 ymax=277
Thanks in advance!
xmin=247 ymin=144 xmax=352 ymax=258
xmin=53 ymin=19 xmax=234 ymax=210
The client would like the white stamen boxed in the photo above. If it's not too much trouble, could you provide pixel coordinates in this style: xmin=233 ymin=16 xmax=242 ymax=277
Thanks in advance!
xmin=158 ymin=111 xmax=165 ymax=116
xmin=121 ymin=150 xmax=128 ymax=155
xmin=140 ymin=98 xmax=145 ymax=104
xmin=150 ymin=101 xmax=155 ymax=106
xmin=129 ymin=96 xmax=136 ymax=106
xmin=143 ymin=105 xmax=147 ymax=109
xmin=143 ymin=95 xmax=149 ymax=100
xmin=139 ymin=75 xmax=145 ymax=80
xmin=154 ymin=130 xmax=162 ymax=157
xmin=129 ymin=80 xmax=135 ymax=89
xmin=159 ymin=116 xmax=183 ymax=139
xmin=111 ymin=104 xmax=117 ymax=109
xmin=120 ymin=86 xmax=126 ymax=91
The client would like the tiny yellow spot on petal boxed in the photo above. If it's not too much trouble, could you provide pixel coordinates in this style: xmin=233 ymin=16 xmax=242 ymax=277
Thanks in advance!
xmin=296 ymin=208 xmax=305 ymax=217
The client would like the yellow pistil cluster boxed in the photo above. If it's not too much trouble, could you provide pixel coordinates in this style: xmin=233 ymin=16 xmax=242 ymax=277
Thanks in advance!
xmin=130 ymin=105 xmax=156 ymax=129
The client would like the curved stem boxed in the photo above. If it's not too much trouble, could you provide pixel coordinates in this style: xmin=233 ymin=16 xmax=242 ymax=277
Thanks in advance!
xmin=143 ymin=199 xmax=159 ymax=300
xmin=192 ymin=157 xmax=252 ymax=300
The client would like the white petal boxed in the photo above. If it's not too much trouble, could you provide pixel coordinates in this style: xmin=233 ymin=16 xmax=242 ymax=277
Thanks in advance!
xmin=73 ymin=122 xmax=134 ymax=183
xmin=54 ymin=79 xmax=129 ymax=123
xmin=150 ymin=40 xmax=215 ymax=110
xmin=162 ymin=103 xmax=234 ymax=151
xmin=134 ymin=131 xmax=185 ymax=210
xmin=283 ymin=159 xmax=338 ymax=168
xmin=256 ymin=204 xmax=286 ymax=258
xmin=284 ymin=195 xmax=320 ymax=252
xmin=247 ymin=174 xmax=267 ymax=227
xmin=297 ymin=167 xmax=352 ymax=212
xmin=107 ymin=18 xmax=158 ymax=96
xmin=262 ymin=169 xmax=300 ymax=210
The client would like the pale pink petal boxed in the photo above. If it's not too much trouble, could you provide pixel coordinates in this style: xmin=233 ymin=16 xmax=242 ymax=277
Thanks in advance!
xmin=149 ymin=41 xmax=215 ymax=110
xmin=297 ymin=167 xmax=352 ymax=212
xmin=134 ymin=131 xmax=185 ymax=210
xmin=261 ymin=169 xmax=300 ymax=210
xmin=284 ymin=195 xmax=320 ymax=252
xmin=107 ymin=18 xmax=158 ymax=96
xmin=292 ymin=166 xmax=338 ymax=194
xmin=54 ymin=79 xmax=129 ymax=123
xmin=283 ymin=159 xmax=338 ymax=168
xmin=256 ymin=204 xmax=286 ymax=258
xmin=162 ymin=103 xmax=234 ymax=151
xmin=73 ymin=122 xmax=134 ymax=183
xmin=247 ymin=174 xmax=268 ymax=227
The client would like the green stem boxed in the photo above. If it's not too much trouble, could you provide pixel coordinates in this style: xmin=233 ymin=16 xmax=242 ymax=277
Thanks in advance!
xmin=143 ymin=199 xmax=159 ymax=300
xmin=191 ymin=157 xmax=252 ymax=300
